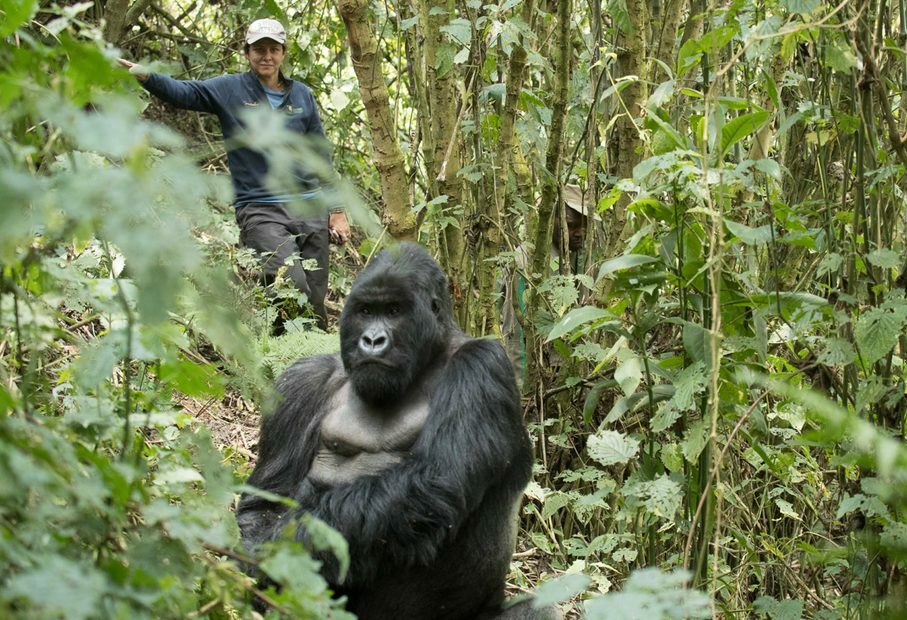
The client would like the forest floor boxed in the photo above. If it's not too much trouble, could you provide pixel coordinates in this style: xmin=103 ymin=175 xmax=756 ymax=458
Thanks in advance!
xmin=176 ymin=391 xmax=260 ymax=465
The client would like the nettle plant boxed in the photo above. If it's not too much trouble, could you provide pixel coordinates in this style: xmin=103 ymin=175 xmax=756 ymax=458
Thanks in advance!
xmin=0 ymin=15 xmax=350 ymax=618
xmin=525 ymin=61 xmax=907 ymax=613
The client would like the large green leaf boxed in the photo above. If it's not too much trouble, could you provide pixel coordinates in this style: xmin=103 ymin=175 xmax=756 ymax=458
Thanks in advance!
xmin=546 ymin=306 xmax=612 ymax=342
xmin=725 ymin=219 xmax=774 ymax=245
xmin=682 ymin=418 xmax=711 ymax=463
xmin=641 ymin=475 xmax=683 ymax=519
xmin=531 ymin=574 xmax=592 ymax=608
xmin=588 ymin=430 xmax=640 ymax=466
xmin=867 ymin=248 xmax=902 ymax=270
xmin=782 ymin=0 xmax=820 ymax=12
xmin=753 ymin=596 xmax=804 ymax=620
xmin=5 ymin=556 xmax=107 ymax=620
xmin=0 ymin=0 xmax=37 ymax=37
xmin=585 ymin=568 xmax=711 ymax=619
xmin=720 ymin=110 xmax=770 ymax=157
xmin=854 ymin=307 xmax=905 ymax=366
xmin=597 ymin=254 xmax=660 ymax=281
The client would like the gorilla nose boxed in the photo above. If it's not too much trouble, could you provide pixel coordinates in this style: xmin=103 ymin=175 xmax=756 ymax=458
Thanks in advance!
xmin=359 ymin=327 xmax=389 ymax=356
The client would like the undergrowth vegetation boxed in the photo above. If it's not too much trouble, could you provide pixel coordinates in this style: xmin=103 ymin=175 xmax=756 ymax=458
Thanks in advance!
xmin=4 ymin=1 xmax=907 ymax=619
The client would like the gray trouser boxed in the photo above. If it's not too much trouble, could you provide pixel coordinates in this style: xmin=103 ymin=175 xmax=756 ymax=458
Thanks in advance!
xmin=236 ymin=202 xmax=329 ymax=328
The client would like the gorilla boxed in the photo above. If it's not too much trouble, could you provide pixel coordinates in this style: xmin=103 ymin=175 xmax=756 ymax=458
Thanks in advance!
xmin=237 ymin=243 xmax=548 ymax=620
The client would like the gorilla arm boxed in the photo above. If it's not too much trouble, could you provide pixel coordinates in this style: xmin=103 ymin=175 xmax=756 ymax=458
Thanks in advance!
xmin=236 ymin=354 xmax=343 ymax=546
xmin=301 ymin=338 xmax=532 ymax=585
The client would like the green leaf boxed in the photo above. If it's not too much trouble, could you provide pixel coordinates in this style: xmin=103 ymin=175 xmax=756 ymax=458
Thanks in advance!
xmin=650 ymin=401 xmax=684 ymax=433
xmin=0 ymin=0 xmax=37 ymax=37
xmin=301 ymin=514 xmax=350 ymax=583
xmin=6 ymin=556 xmax=108 ymax=620
xmin=262 ymin=0 xmax=287 ymax=22
xmin=825 ymin=37 xmax=858 ymax=73
xmin=481 ymin=82 xmax=506 ymax=102
xmin=753 ymin=596 xmax=804 ymax=620
xmin=0 ymin=384 xmax=15 ymax=413
xmin=866 ymin=248 xmax=902 ymax=269
xmin=682 ymin=418 xmax=710 ymax=463
xmin=720 ymin=110 xmax=770 ymax=157
xmin=642 ymin=475 xmax=683 ymax=518
xmin=71 ymin=330 xmax=126 ymax=389
xmin=651 ymin=363 xmax=706 ymax=433
xmin=682 ymin=322 xmax=712 ymax=365
xmin=614 ymin=352 xmax=642 ymax=396
xmin=531 ymin=574 xmax=591 ymax=608
xmin=817 ymin=338 xmax=856 ymax=366
xmin=725 ymin=219 xmax=774 ymax=245
xmin=817 ymin=252 xmax=843 ymax=277
xmin=880 ymin=522 xmax=907 ymax=551
xmin=541 ymin=492 xmax=572 ymax=520
xmin=698 ymin=23 xmax=737 ymax=55
xmin=668 ymin=362 xmax=706 ymax=411
xmin=782 ymin=0 xmax=820 ymax=13
xmin=440 ymin=18 xmax=472 ymax=45
xmin=597 ymin=254 xmax=659 ymax=280
xmin=676 ymin=39 xmax=702 ymax=77
xmin=649 ymin=114 xmax=687 ymax=154
xmin=158 ymin=359 xmax=225 ymax=398
xmin=588 ymin=430 xmax=640 ymax=466
xmin=435 ymin=42 xmax=456 ymax=76
xmin=546 ymin=306 xmax=611 ymax=341
xmin=585 ymin=568 xmax=711 ymax=619
xmin=155 ymin=466 xmax=204 ymax=486
xmin=854 ymin=307 xmax=904 ymax=365
xmin=754 ymin=158 xmax=782 ymax=180
xmin=836 ymin=493 xmax=866 ymax=519
xmin=260 ymin=545 xmax=329 ymax=596
xmin=649 ymin=80 xmax=675 ymax=108
xmin=775 ymin=498 xmax=801 ymax=521
xmin=661 ymin=443 xmax=684 ymax=472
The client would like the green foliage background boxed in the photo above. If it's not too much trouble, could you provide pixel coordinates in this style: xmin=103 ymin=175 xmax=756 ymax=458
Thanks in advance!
xmin=5 ymin=0 xmax=907 ymax=619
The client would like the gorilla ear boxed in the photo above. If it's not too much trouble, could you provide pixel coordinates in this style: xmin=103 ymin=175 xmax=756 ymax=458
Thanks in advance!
xmin=431 ymin=298 xmax=441 ymax=316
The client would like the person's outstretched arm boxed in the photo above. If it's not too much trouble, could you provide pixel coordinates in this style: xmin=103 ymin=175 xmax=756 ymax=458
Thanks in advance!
xmin=118 ymin=58 xmax=222 ymax=114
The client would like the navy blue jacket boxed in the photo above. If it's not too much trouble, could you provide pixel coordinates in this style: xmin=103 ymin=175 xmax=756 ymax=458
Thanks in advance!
xmin=142 ymin=70 xmax=331 ymax=208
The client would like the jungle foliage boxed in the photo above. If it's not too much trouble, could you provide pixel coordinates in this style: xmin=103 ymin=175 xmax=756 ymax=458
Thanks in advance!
xmin=3 ymin=0 xmax=907 ymax=618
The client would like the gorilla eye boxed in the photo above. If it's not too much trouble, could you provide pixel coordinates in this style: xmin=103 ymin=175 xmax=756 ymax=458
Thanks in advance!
xmin=388 ymin=304 xmax=401 ymax=316
xmin=360 ymin=306 xmax=371 ymax=315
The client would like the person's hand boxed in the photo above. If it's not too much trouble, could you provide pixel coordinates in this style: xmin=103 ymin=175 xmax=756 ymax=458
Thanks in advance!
xmin=117 ymin=58 xmax=149 ymax=82
xmin=329 ymin=211 xmax=351 ymax=244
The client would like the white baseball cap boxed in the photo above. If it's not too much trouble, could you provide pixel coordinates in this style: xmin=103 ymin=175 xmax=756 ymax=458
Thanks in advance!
xmin=563 ymin=184 xmax=602 ymax=221
xmin=245 ymin=18 xmax=287 ymax=45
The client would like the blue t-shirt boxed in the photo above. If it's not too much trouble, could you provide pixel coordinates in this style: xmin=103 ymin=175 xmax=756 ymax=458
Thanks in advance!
xmin=262 ymin=85 xmax=284 ymax=109
xmin=141 ymin=70 xmax=334 ymax=208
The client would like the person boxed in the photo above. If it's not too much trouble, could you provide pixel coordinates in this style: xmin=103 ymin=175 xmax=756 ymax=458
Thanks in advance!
xmin=501 ymin=184 xmax=598 ymax=385
xmin=119 ymin=18 xmax=350 ymax=330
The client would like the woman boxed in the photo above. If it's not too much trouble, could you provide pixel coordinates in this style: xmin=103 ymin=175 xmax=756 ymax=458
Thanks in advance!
xmin=120 ymin=18 xmax=350 ymax=329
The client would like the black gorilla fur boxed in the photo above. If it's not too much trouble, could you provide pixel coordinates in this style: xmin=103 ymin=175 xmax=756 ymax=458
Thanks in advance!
xmin=237 ymin=243 xmax=544 ymax=620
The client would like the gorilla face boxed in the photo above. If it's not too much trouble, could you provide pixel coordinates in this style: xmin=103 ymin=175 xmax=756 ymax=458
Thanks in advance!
xmin=340 ymin=244 xmax=452 ymax=406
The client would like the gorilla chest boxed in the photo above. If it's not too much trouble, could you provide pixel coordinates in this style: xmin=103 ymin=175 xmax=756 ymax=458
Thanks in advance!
xmin=309 ymin=382 xmax=429 ymax=486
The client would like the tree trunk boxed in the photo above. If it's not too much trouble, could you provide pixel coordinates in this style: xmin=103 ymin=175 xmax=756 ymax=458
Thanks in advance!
xmin=525 ymin=0 xmax=572 ymax=390
xmin=476 ymin=0 xmax=536 ymax=335
xmin=651 ymin=0 xmax=687 ymax=72
xmin=102 ymin=0 xmax=132 ymax=44
xmin=336 ymin=0 xmax=415 ymax=240
xmin=399 ymin=0 xmax=433 ymax=210
xmin=606 ymin=0 xmax=648 ymax=256
xmin=419 ymin=0 xmax=465 ymax=287
xmin=419 ymin=0 xmax=465 ymax=309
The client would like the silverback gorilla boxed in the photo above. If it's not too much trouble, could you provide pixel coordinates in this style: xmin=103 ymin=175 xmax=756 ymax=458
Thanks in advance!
xmin=237 ymin=243 xmax=548 ymax=620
